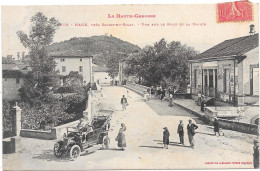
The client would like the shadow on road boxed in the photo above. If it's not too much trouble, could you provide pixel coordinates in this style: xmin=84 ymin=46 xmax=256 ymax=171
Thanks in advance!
xmin=139 ymin=145 xmax=163 ymax=149
xmin=32 ymin=150 xmax=71 ymax=162
xmin=153 ymin=140 xmax=191 ymax=148
xmin=107 ymin=148 xmax=124 ymax=151
xmin=145 ymin=98 xmax=207 ymax=125
xmin=196 ymin=132 xmax=215 ymax=136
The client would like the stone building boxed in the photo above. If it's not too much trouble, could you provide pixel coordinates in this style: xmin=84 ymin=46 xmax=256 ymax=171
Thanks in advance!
xmin=189 ymin=30 xmax=258 ymax=106
xmin=2 ymin=63 xmax=30 ymax=101
xmin=50 ymin=50 xmax=93 ymax=85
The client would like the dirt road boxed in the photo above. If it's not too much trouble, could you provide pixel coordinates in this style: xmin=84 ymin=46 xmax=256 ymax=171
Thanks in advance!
xmin=3 ymin=86 xmax=257 ymax=170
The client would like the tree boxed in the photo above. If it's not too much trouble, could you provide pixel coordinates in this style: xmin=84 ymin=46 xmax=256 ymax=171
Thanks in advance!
xmin=17 ymin=12 xmax=61 ymax=105
xmin=107 ymin=52 xmax=127 ymax=79
xmin=124 ymin=39 xmax=198 ymax=91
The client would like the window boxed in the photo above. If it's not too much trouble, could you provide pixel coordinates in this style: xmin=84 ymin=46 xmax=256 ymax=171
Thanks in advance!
xmin=79 ymin=66 xmax=83 ymax=72
xmin=80 ymin=58 xmax=82 ymax=62
xmin=60 ymin=59 xmax=65 ymax=62
xmin=194 ymin=69 xmax=197 ymax=88
xmin=209 ymin=69 xmax=213 ymax=88
xmin=62 ymin=66 xmax=66 ymax=72
xmin=16 ymin=78 xmax=20 ymax=84
xmin=5 ymin=79 xmax=7 ymax=81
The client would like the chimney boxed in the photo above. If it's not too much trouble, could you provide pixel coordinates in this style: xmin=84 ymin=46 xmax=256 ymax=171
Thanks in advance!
xmin=249 ymin=24 xmax=256 ymax=35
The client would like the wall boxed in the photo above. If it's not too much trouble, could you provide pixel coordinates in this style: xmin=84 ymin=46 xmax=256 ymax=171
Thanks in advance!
xmin=243 ymin=47 xmax=259 ymax=95
xmin=54 ymin=57 xmax=92 ymax=83
xmin=20 ymin=129 xmax=56 ymax=140
xmin=191 ymin=62 xmax=203 ymax=95
xmin=20 ymin=120 xmax=81 ymax=140
xmin=2 ymin=78 xmax=24 ymax=101
xmin=205 ymin=107 xmax=258 ymax=135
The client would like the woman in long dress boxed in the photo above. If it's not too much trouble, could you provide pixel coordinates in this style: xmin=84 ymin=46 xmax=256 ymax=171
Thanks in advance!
xmin=116 ymin=123 xmax=127 ymax=151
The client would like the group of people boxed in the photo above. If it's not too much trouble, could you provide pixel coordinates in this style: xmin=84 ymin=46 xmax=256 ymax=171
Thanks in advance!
xmin=163 ymin=119 xmax=198 ymax=149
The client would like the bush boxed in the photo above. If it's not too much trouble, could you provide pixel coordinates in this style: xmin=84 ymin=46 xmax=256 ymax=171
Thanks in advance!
xmin=3 ymin=100 xmax=13 ymax=132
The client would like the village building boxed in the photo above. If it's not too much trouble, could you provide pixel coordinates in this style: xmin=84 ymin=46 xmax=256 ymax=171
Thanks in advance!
xmin=189 ymin=26 xmax=259 ymax=106
xmin=50 ymin=50 xmax=93 ymax=85
xmin=118 ymin=59 xmax=127 ymax=85
xmin=2 ymin=63 xmax=31 ymax=101
xmin=92 ymin=64 xmax=112 ymax=85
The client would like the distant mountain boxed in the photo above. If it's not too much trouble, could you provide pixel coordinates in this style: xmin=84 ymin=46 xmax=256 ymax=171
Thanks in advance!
xmin=47 ymin=35 xmax=142 ymax=66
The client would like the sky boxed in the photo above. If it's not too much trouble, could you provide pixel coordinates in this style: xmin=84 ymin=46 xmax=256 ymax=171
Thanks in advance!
xmin=1 ymin=3 xmax=259 ymax=58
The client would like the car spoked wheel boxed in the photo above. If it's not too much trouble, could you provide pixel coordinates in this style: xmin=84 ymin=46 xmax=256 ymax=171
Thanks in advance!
xmin=101 ymin=136 xmax=110 ymax=150
xmin=70 ymin=145 xmax=81 ymax=160
xmin=54 ymin=143 xmax=63 ymax=158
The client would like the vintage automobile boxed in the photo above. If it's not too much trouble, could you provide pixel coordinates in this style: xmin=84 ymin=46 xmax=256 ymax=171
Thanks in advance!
xmin=53 ymin=115 xmax=111 ymax=160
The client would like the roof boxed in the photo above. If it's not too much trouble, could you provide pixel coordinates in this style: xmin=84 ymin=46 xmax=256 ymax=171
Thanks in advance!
xmin=3 ymin=70 xmax=24 ymax=78
xmin=192 ymin=33 xmax=259 ymax=60
xmin=2 ymin=64 xmax=16 ymax=70
xmin=93 ymin=65 xmax=109 ymax=72
xmin=49 ymin=50 xmax=92 ymax=58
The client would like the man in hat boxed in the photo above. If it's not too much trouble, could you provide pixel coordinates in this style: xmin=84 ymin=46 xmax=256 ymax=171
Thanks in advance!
xmin=213 ymin=117 xmax=220 ymax=136
xmin=177 ymin=120 xmax=184 ymax=145
xmin=187 ymin=119 xmax=198 ymax=148
xmin=163 ymin=127 xmax=170 ymax=149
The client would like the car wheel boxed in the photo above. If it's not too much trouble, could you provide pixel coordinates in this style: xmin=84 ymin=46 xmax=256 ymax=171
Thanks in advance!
xmin=101 ymin=136 xmax=110 ymax=150
xmin=54 ymin=143 xmax=63 ymax=158
xmin=70 ymin=145 xmax=81 ymax=160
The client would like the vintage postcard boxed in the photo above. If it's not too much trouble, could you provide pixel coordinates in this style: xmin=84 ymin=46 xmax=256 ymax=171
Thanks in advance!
xmin=1 ymin=1 xmax=259 ymax=170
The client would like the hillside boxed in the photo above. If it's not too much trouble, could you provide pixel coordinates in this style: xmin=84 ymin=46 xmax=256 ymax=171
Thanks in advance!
xmin=47 ymin=35 xmax=142 ymax=66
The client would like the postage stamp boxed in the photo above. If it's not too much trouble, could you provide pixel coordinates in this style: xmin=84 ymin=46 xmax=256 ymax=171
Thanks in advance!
xmin=217 ymin=1 xmax=253 ymax=23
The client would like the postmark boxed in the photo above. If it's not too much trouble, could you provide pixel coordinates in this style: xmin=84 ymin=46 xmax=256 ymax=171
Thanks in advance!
xmin=217 ymin=1 xmax=253 ymax=23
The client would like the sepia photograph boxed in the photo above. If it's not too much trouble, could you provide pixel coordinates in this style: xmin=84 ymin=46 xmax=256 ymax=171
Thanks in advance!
xmin=1 ymin=1 xmax=259 ymax=170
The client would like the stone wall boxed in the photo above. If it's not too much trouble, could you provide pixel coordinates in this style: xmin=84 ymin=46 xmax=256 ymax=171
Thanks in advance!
xmin=204 ymin=107 xmax=258 ymax=135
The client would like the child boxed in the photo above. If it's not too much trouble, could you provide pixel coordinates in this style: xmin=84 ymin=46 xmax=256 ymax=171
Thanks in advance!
xmin=163 ymin=127 xmax=170 ymax=149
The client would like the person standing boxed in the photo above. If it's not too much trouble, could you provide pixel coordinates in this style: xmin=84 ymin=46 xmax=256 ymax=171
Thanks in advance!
xmin=177 ymin=120 xmax=184 ymax=145
xmin=213 ymin=117 xmax=220 ymax=136
xmin=161 ymin=89 xmax=165 ymax=102
xmin=169 ymin=94 xmax=173 ymax=107
xmin=163 ymin=127 xmax=170 ymax=149
xmin=126 ymin=90 xmax=131 ymax=99
xmin=147 ymin=87 xmax=151 ymax=101
xmin=120 ymin=95 xmax=128 ymax=111
xmin=187 ymin=119 xmax=198 ymax=148
xmin=116 ymin=123 xmax=127 ymax=151
xmin=253 ymin=139 xmax=259 ymax=169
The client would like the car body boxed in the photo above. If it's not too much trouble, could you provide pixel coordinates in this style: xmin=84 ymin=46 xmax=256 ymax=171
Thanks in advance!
xmin=53 ymin=115 xmax=111 ymax=160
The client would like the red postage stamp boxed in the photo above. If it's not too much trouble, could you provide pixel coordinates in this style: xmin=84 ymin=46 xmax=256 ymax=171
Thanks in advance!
xmin=217 ymin=1 xmax=253 ymax=23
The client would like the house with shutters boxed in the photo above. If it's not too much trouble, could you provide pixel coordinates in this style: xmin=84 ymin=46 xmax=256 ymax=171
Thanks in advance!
xmin=49 ymin=50 xmax=93 ymax=85
xmin=189 ymin=27 xmax=259 ymax=106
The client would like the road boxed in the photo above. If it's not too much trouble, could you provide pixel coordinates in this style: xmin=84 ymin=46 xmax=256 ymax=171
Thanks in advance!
xmin=3 ymin=86 xmax=257 ymax=170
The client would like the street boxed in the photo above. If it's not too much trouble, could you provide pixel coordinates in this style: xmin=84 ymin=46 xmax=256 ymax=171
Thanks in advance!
xmin=3 ymin=86 xmax=257 ymax=170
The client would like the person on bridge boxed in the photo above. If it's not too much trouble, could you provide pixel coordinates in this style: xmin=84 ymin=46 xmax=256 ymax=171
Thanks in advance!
xmin=116 ymin=123 xmax=127 ymax=151
xmin=120 ymin=95 xmax=128 ymax=111
xmin=163 ymin=127 xmax=170 ymax=149
xmin=177 ymin=120 xmax=184 ymax=145
xmin=187 ymin=119 xmax=198 ymax=148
